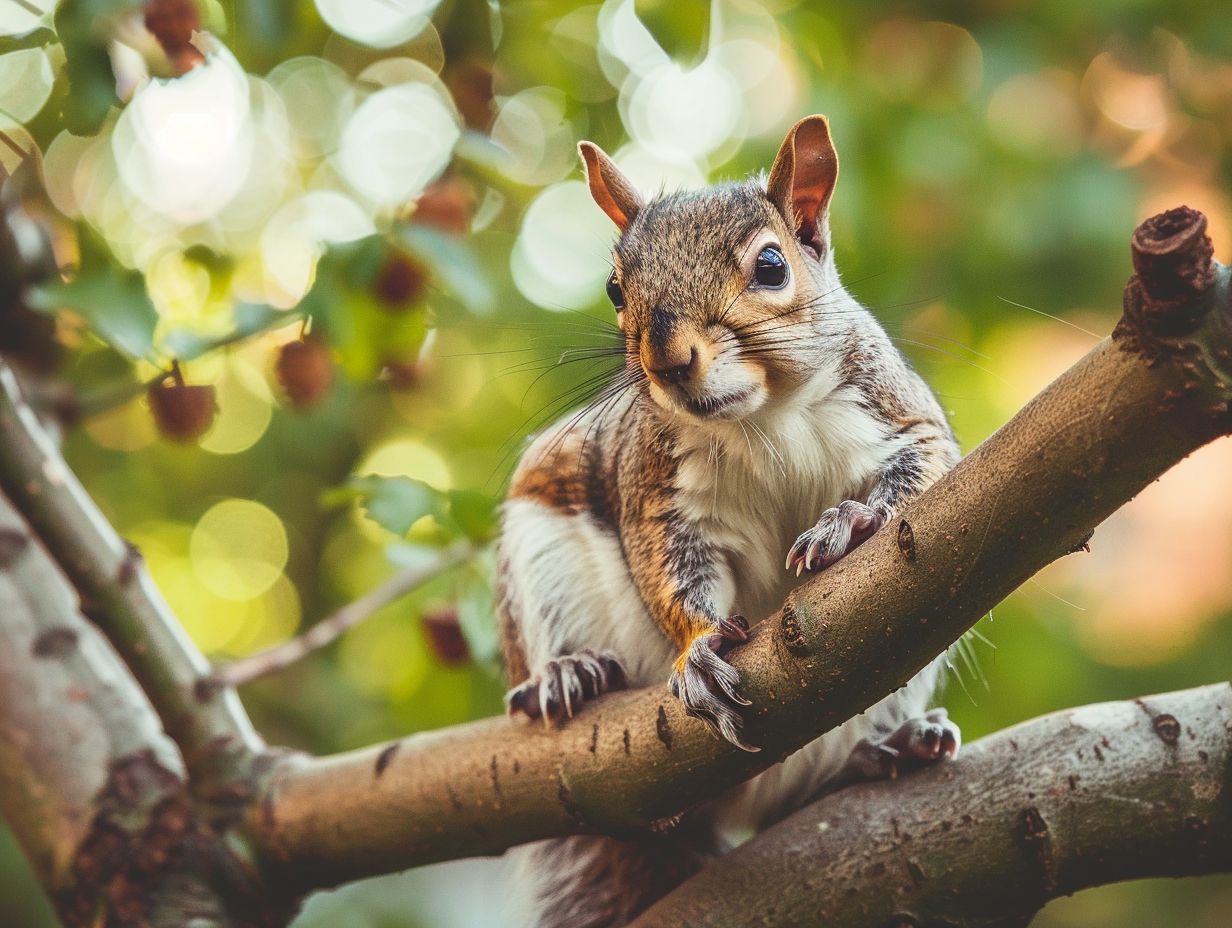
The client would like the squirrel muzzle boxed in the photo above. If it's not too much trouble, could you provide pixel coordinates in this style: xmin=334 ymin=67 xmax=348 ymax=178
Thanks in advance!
xmin=640 ymin=317 xmax=711 ymax=388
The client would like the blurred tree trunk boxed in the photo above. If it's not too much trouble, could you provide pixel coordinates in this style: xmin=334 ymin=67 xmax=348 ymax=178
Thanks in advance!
xmin=0 ymin=488 xmax=284 ymax=926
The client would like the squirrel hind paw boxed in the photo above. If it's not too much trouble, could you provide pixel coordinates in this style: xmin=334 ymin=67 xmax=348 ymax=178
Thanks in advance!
xmin=786 ymin=500 xmax=883 ymax=574
xmin=838 ymin=709 xmax=961 ymax=782
xmin=505 ymin=650 xmax=628 ymax=726
xmin=669 ymin=634 xmax=759 ymax=752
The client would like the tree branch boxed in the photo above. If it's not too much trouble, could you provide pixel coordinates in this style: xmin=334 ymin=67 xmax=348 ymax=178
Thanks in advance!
xmin=243 ymin=207 xmax=1232 ymax=890
xmin=630 ymin=682 xmax=1232 ymax=928
xmin=0 ymin=361 xmax=263 ymax=774
xmin=210 ymin=540 xmax=475 ymax=690
xmin=0 ymin=489 xmax=278 ymax=925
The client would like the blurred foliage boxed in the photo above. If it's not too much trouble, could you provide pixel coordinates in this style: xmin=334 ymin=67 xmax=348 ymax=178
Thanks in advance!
xmin=3 ymin=1 xmax=1232 ymax=925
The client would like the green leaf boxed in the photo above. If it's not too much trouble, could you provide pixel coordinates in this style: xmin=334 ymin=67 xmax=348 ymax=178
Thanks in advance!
xmin=399 ymin=225 xmax=494 ymax=315
xmin=0 ymin=26 xmax=57 ymax=55
xmin=28 ymin=269 xmax=158 ymax=360
xmin=348 ymin=475 xmax=444 ymax=536
xmin=446 ymin=489 xmax=500 ymax=542
xmin=54 ymin=0 xmax=142 ymax=135
xmin=634 ymin=0 xmax=710 ymax=67
xmin=298 ymin=236 xmax=387 ymax=345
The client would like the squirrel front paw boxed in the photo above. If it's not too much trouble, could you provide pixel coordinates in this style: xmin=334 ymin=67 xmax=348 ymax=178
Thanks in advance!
xmin=786 ymin=500 xmax=884 ymax=576
xmin=506 ymin=650 xmax=627 ymax=727
xmin=668 ymin=616 xmax=758 ymax=752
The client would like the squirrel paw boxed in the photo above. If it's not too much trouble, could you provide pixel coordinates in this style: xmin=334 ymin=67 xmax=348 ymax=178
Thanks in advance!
xmin=505 ymin=650 xmax=627 ymax=727
xmin=668 ymin=617 xmax=758 ymax=753
xmin=786 ymin=500 xmax=884 ymax=576
xmin=839 ymin=709 xmax=961 ymax=782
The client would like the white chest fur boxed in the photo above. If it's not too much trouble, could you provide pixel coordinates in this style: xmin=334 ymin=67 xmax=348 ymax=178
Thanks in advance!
xmin=672 ymin=374 xmax=892 ymax=621
xmin=501 ymin=368 xmax=940 ymax=848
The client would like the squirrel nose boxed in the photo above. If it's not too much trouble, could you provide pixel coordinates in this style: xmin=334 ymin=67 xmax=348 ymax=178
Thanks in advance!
xmin=647 ymin=345 xmax=699 ymax=385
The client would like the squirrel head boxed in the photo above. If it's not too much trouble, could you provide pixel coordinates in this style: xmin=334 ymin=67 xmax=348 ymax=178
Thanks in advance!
xmin=580 ymin=115 xmax=844 ymax=423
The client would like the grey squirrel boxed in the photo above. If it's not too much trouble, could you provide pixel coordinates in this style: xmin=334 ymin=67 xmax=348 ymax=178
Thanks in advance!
xmin=497 ymin=115 xmax=961 ymax=927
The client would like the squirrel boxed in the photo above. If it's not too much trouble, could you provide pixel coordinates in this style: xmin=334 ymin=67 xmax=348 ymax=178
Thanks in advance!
xmin=497 ymin=115 xmax=962 ymax=928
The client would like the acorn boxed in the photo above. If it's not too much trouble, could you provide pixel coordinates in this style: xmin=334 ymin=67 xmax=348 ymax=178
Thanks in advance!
xmin=147 ymin=366 xmax=216 ymax=442
xmin=275 ymin=335 xmax=333 ymax=409
xmin=410 ymin=176 xmax=475 ymax=236
xmin=374 ymin=253 xmax=428 ymax=312
xmin=421 ymin=606 xmax=470 ymax=667
xmin=144 ymin=0 xmax=205 ymax=75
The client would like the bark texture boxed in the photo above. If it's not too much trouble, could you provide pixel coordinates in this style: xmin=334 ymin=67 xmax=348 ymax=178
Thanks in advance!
xmin=632 ymin=683 xmax=1232 ymax=928
xmin=0 ymin=489 xmax=281 ymax=925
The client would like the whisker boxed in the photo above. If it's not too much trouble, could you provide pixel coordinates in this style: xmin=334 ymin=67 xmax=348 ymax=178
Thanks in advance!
xmin=998 ymin=297 xmax=1103 ymax=341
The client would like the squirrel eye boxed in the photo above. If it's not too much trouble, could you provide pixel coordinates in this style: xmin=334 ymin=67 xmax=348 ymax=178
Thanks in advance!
xmin=753 ymin=247 xmax=787 ymax=289
xmin=606 ymin=272 xmax=625 ymax=310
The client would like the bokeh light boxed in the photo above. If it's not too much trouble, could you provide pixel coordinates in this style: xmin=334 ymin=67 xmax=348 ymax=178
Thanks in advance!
xmin=260 ymin=191 xmax=376 ymax=307
xmin=198 ymin=355 xmax=275 ymax=455
xmin=336 ymin=82 xmax=461 ymax=208
xmin=512 ymin=180 xmax=613 ymax=311
xmin=268 ymin=56 xmax=356 ymax=160
xmin=0 ymin=0 xmax=52 ymax=36
xmin=0 ymin=48 xmax=54 ymax=125
xmin=112 ymin=43 xmax=254 ymax=224
xmin=360 ymin=438 xmax=453 ymax=488
xmin=190 ymin=498 xmax=289 ymax=600
xmin=314 ymin=0 xmax=442 ymax=49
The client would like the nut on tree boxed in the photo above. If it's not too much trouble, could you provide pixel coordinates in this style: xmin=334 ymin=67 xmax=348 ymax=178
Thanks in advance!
xmin=374 ymin=252 xmax=429 ymax=312
xmin=276 ymin=336 xmax=334 ymax=409
xmin=147 ymin=367 xmax=216 ymax=442
xmin=144 ymin=0 xmax=206 ymax=75
xmin=421 ymin=606 xmax=470 ymax=667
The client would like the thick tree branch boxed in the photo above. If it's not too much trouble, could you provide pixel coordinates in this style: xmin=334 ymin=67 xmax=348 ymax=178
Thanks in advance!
xmin=0 ymin=362 xmax=263 ymax=773
xmin=631 ymin=682 xmax=1232 ymax=928
xmin=244 ymin=207 xmax=1232 ymax=889
xmin=0 ymin=489 xmax=277 ymax=925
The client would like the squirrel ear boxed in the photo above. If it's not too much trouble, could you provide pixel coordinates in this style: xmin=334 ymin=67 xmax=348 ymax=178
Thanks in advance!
xmin=766 ymin=115 xmax=839 ymax=256
xmin=579 ymin=142 xmax=643 ymax=231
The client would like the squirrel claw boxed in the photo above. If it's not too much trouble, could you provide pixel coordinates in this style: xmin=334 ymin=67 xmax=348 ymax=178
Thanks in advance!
xmin=715 ymin=613 xmax=750 ymax=643
xmin=505 ymin=650 xmax=627 ymax=726
xmin=786 ymin=500 xmax=884 ymax=574
xmin=668 ymin=627 xmax=758 ymax=752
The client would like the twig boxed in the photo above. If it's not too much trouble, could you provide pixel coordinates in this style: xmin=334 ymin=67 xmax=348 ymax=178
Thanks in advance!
xmin=210 ymin=539 xmax=476 ymax=689
xmin=631 ymin=683 xmax=1232 ymax=928
xmin=0 ymin=360 xmax=264 ymax=769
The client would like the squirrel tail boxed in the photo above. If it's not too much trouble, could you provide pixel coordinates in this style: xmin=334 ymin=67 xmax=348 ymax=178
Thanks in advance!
xmin=511 ymin=833 xmax=706 ymax=928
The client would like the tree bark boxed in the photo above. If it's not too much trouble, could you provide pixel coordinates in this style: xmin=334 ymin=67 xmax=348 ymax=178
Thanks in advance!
xmin=245 ymin=208 xmax=1232 ymax=889
xmin=631 ymin=683 xmax=1232 ymax=928
xmin=0 ymin=489 xmax=281 ymax=925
